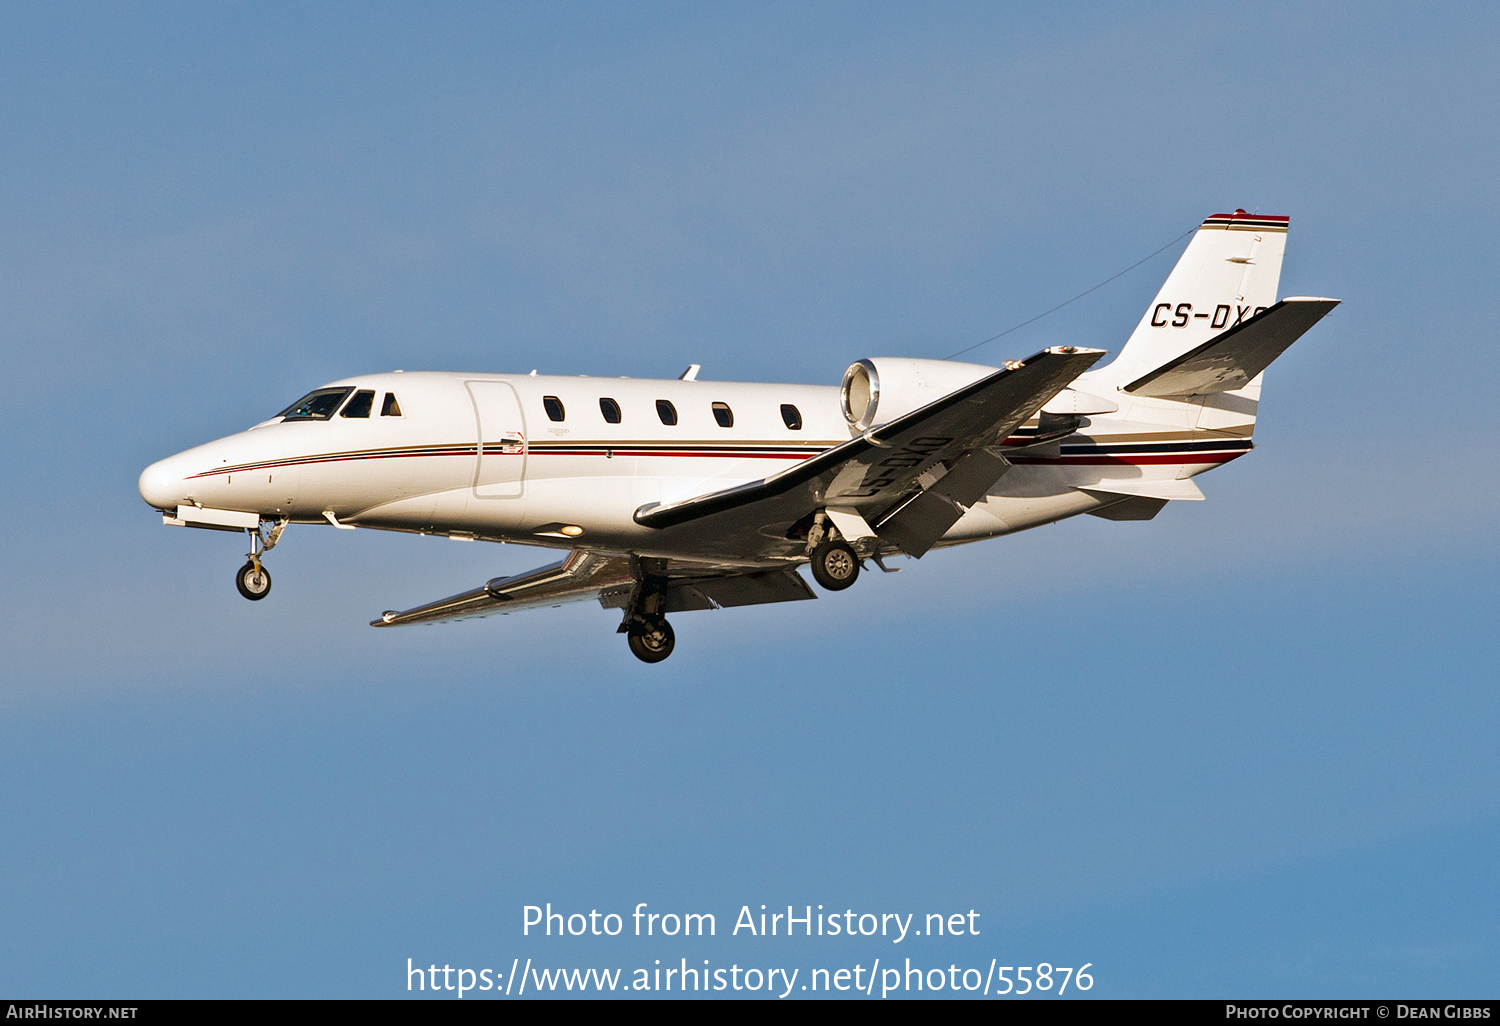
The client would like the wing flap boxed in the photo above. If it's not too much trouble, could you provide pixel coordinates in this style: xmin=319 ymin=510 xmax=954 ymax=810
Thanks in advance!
xmin=687 ymin=570 xmax=815 ymax=609
xmin=871 ymin=447 xmax=1012 ymax=557
xmin=375 ymin=552 xmax=816 ymax=628
xmin=599 ymin=570 xmax=816 ymax=613
xmin=372 ymin=550 xmax=634 ymax=627
xmin=1125 ymin=297 xmax=1339 ymax=397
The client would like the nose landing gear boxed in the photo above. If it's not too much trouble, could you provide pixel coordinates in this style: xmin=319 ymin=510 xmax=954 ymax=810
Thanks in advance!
xmin=236 ymin=561 xmax=272 ymax=600
xmin=236 ymin=518 xmax=288 ymax=602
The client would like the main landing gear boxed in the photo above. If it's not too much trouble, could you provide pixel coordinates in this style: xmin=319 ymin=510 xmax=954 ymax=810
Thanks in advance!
xmin=618 ymin=566 xmax=677 ymax=663
xmin=805 ymin=511 xmax=862 ymax=592
xmin=626 ymin=617 xmax=675 ymax=663
xmin=236 ymin=518 xmax=288 ymax=602
xmin=809 ymin=539 xmax=860 ymax=591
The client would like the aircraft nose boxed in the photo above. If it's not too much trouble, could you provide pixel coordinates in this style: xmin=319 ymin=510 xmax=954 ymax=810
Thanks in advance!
xmin=138 ymin=457 xmax=186 ymax=511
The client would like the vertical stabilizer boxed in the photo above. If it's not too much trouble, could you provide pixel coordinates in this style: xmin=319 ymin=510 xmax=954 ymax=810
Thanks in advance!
xmin=1101 ymin=211 xmax=1288 ymax=387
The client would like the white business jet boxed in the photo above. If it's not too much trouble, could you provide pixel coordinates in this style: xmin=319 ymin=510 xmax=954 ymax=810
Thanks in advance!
xmin=140 ymin=211 xmax=1337 ymax=662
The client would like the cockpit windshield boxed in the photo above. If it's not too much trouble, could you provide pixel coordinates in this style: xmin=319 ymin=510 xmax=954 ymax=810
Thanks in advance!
xmin=277 ymin=387 xmax=354 ymax=421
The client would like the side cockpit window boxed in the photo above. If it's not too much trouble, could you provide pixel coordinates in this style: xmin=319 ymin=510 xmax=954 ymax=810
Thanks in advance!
xmin=381 ymin=393 xmax=403 ymax=417
xmin=340 ymin=390 xmax=375 ymax=418
xmin=279 ymin=387 xmax=353 ymax=421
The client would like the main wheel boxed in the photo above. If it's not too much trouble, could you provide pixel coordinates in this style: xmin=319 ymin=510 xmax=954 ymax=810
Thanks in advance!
xmin=236 ymin=561 xmax=272 ymax=601
xmin=809 ymin=539 xmax=860 ymax=591
xmin=626 ymin=617 xmax=675 ymax=663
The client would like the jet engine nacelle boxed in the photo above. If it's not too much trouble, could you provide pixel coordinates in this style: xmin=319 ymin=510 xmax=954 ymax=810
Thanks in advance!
xmin=839 ymin=357 xmax=998 ymax=432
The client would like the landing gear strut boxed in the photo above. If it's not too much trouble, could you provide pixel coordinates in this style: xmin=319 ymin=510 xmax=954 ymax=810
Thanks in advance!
xmin=617 ymin=565 xmax=676 ymax=663
xmin=236 ymin=518 xmax=288 ymax=602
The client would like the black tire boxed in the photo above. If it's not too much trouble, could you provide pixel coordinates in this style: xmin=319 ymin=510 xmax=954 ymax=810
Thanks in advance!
xmin=236 ymin=561 xmax=272 ymax=601
xmin=626 ymin=617 xmax=675 ymax=663
xmin=809 ymin=539 xmax=860 ymax=591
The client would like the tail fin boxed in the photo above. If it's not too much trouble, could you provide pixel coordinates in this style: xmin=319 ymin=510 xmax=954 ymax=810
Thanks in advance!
xmin=1101 ymin=211 xmax=1289 ymax=387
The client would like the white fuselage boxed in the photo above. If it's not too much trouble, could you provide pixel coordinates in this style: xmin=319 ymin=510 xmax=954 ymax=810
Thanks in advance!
xmin=139 ymin=367 xmax=1255 ymax=566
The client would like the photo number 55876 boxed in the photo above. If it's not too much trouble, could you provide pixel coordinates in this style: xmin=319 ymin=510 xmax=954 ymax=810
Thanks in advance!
xmin=992 ymin=963 xmax=1094 ymax=995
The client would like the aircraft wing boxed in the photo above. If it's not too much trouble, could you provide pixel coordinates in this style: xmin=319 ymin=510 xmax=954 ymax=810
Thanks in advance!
xmin=1124 ymin=297 xmax=1339 ymax=397
xmin=634 ymin=346 xmax=1105 ymax=556
xmin=371 ymin=549 xmax=814 ymax=628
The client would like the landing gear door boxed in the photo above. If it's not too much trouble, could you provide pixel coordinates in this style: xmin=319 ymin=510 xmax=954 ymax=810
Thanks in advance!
xmin=465 ymin=381 xmax=526 ymax=499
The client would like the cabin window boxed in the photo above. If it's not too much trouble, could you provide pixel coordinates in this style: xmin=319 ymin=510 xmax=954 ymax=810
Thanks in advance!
xmin=781 ymin=404 xmax=802 ymax=430
xmin=381 ymin=393 xmax=403 ymax=417
xmin=543 ymin=396 xmax=566 ymax=422
xmin=278 ymin=387 xmax=353 ymax=421
xmin=599 ymin=397 xmax=622 ymax=424
xmin=656 ymin=400 xmax=678 ymax=426
xmin=340 ymin=389 xmax=375 ymax=418
xmin=711 ymin=402 xmax=734 ymax=428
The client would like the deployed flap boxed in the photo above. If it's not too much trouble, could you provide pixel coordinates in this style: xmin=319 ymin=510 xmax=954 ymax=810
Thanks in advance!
xmin=680 ymin=571 xmax=815 ymax=609
xmin=373 ymin=552 xmax=816 ymax=628
xmin=599 ymin=570 xmax=816 ymax=613
xmin=872 ymin=447 xmax=1011 ymax=557
xmin=372 ymin=550 xmax=634 ymax=627
xmin=1125 ymin=297 xmax=1339 ymax=397
xmin=1082 ymin=477 xmax=1204 ymax=501
xmin=634 ymin=347 xmax=1104 ymax=545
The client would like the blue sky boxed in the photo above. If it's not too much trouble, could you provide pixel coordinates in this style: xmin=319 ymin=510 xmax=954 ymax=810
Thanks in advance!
xmin=1 ymin=1 xmax=1497 ymax=998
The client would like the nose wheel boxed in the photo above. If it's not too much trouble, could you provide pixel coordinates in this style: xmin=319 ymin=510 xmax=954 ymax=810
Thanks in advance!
xmin=626 ymin=616 xmax=675 ymax=663
xmin=236 ymin=561 xmax=272 ymax=600
xmin=235 ymin=518 xmax=287 ymax=601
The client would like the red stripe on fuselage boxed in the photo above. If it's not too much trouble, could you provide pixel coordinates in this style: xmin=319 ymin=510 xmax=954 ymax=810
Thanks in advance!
xmin=189 ymin=442 xmax=1246 ymax=478
xmin=186 ymin=448 xmax=476 ymax=479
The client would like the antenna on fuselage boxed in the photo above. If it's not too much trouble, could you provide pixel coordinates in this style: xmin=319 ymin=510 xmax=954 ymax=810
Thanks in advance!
xmin=679 ymin=364 xmax=700 ymax=381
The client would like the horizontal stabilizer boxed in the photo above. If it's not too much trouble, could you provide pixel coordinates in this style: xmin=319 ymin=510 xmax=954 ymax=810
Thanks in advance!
xmin=1125 ymin=297 xmax=1338 ymax=397
xmin=1082 ymin=477 xmax=1204 ymax=501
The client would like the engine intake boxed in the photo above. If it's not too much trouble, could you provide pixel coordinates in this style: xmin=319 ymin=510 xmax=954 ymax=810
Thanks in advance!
xmin=839 ymin=358 xmax=998 ymax=432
